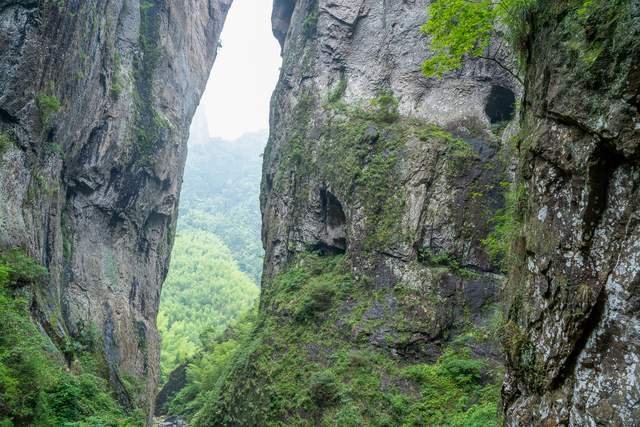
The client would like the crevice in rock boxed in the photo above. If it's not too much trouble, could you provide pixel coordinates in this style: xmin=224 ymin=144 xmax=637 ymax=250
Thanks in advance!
xmin=549 ymin=285 xmax=607 ymax=391
xmin=316 ymin=188 xmax=347 ymax=255
xmin=0 ymin=107 xmax=19 ymax=124
xmin=581 ymin=141 xmax=625 ymax=253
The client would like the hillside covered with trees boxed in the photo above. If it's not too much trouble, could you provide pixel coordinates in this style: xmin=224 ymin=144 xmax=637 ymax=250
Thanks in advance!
xmin=157 ymin=130 xmax=265 ymax=379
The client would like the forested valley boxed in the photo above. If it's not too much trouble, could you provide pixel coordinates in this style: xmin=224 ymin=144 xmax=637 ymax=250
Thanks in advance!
xmin=157 ymin=128 xmax=266 ymax=380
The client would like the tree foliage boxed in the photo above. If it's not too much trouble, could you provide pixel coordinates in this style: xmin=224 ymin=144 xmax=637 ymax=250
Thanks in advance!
xmin=158 ymin=232 xmax=258 ymax=378
xmin=421 ymin=0 xmax=538 ymax=82
xmin=421 ymin=0 xmax=497 ymax=78
xmin=159 ymin=309 xmax=257 ymax=417
xmin=178 ymin=131 xmax=266 ymax=282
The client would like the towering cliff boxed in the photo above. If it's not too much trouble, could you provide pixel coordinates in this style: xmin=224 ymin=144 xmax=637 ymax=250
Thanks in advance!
xmin=0 ymin=0 xmax=230 ymax=419
xmin=186 ymin=0 xmax=518 ymax=424
xmin=502 ymin=1 xmax=640 ymax=425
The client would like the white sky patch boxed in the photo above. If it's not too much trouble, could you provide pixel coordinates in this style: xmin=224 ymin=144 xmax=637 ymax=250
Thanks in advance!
xmin=198 ymin=0 xmax=282 ymax=140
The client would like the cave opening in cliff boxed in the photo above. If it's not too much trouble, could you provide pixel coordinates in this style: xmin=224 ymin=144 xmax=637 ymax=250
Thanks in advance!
xmin=485 ymin=85 xmax=516 ymax=123
xmin=155 ymin=0 xmax=281 ymax=410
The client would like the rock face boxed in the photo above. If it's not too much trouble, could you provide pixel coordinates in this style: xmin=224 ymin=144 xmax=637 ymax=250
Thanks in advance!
xmin=263 ymin=0 xmax=518 ymax=281
xmin=0 ymin=0 xmax=230 ymax=418
xmin=200 ymin=0 xmax=515 ymax=423
xmin=502 ymin=2 xmax=640 ymax=425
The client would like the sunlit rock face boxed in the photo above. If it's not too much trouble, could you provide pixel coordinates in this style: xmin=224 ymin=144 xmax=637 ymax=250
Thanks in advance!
xmin=0 ymin=0 xmax=230 ymax=418
xmin=501 ymin=2 xmax=640 ymax=425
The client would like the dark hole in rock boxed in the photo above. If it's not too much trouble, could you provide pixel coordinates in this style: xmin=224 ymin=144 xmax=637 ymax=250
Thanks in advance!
xmin=316 ymin=188 xmax=347 ymax=255
xmin=310 ymin=241 xmax=346 ymax=256
xmin=485 ymin=85 xmax=516 ymax=124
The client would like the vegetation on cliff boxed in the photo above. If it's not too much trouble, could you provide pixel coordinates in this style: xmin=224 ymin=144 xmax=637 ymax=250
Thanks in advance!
xmin=0 ymin=251 xmax=143 ymax=426
xmin=163 ymin=253 xmax=502 ymax=426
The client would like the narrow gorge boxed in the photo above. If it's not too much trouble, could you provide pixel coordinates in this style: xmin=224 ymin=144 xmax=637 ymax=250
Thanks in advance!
xmin=1 ymin=0 xmax=638 ymax=426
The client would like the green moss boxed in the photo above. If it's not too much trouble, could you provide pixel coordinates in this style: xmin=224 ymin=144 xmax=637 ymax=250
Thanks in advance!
xmin=168 ymin=253 xmax=501 ymax=426
xmin=102 ymin=247 xmax=118 ymax=287
xmin=0 ymin=251 xmax=143 ymax=426
xmin=0 ymin=133 xmax=14 ymax=156
xmin=111 ymin=51 xmax=124 ymax=99
xmin=36 ymin=93 xmax=62 ymax=125
xmin=327 ymin=77 xmax=347 ymax=104
xmin=538 ymin=0 xmax=638 ymax=94
xmin=319 ymin=98 xmax=409 ymax=250
xmin=302 ymin=11 xmax=318 ymax=37
xmin=418 ymin=249 xmax=478 ymax=279
xmin=482 ymin=182 xmax=526 ymax=271
xmin=131 ymin=0 xmax=168 ymax=165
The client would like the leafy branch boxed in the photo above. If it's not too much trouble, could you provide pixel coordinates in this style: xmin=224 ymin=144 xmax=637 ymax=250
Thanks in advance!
xmin=421 ymin=0 xmax=537 ymax=84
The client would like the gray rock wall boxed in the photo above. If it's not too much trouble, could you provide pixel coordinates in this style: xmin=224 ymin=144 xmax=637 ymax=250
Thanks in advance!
xmin=263 ymin=0 xmax=516 ymax=290
xmin=0 ymin=0 xmax=230 ymax=417
xmin=502 ymin=2 xmax=640 ymax=425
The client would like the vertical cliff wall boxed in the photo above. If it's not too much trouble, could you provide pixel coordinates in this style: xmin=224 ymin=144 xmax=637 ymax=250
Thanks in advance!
xmin=194 ymin=0 xmax=518 ymax=424
xmin=0 ymin=0 xmax=230 ymax=417
xmin=503 ymin=1 xmax=640 ymax=425
xmin=262 ymin=0 xmax=519 ymax=282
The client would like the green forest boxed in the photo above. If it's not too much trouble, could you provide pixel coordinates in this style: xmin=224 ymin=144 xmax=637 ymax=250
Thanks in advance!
xmin=178 ymin=131 xmax=267 ymax=283
xmin=157 ymin=131 xmax=265 ymax=379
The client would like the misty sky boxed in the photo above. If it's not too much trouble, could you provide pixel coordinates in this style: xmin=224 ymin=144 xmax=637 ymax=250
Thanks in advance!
xmin=198 ymin=0 xmax=282 ymax=140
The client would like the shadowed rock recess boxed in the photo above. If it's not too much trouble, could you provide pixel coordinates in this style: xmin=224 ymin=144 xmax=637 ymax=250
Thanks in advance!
xmin=0 ymin=0 xmax=230 ymax=420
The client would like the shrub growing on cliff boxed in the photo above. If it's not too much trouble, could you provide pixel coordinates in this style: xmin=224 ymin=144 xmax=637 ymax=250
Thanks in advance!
xmin=0 ymin=133 xmax=14 ymax=155
xmin=295 ymin=280 xmax=336 ymax=322
xmin=421 ymin=0 xmax=538 ymax=83
xmin=370 ymin=93 xmax=400 ymax=123
xmin=482 ymin=183 xmax=525 ymax=270
xmin=0 ymin=249 xmax=48 ymax=288
xmin=309 ymin=370 xmax=341 ymax=408
xmin=303 ymin=11 xmax=318 ymax=37
xmin=36 ymin=93 xmax=62 ymax=124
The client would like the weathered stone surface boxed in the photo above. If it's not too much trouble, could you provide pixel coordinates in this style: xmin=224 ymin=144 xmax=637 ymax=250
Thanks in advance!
xmin=0 ymin=0 xmax=230 ymax=419
xmin=263 ymin=0 xmax=516 ymax=284
xmin=205 ymin=1 xmax=518 ymax=421
xmin=502 ymin=2 xmax=640 ymax=425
